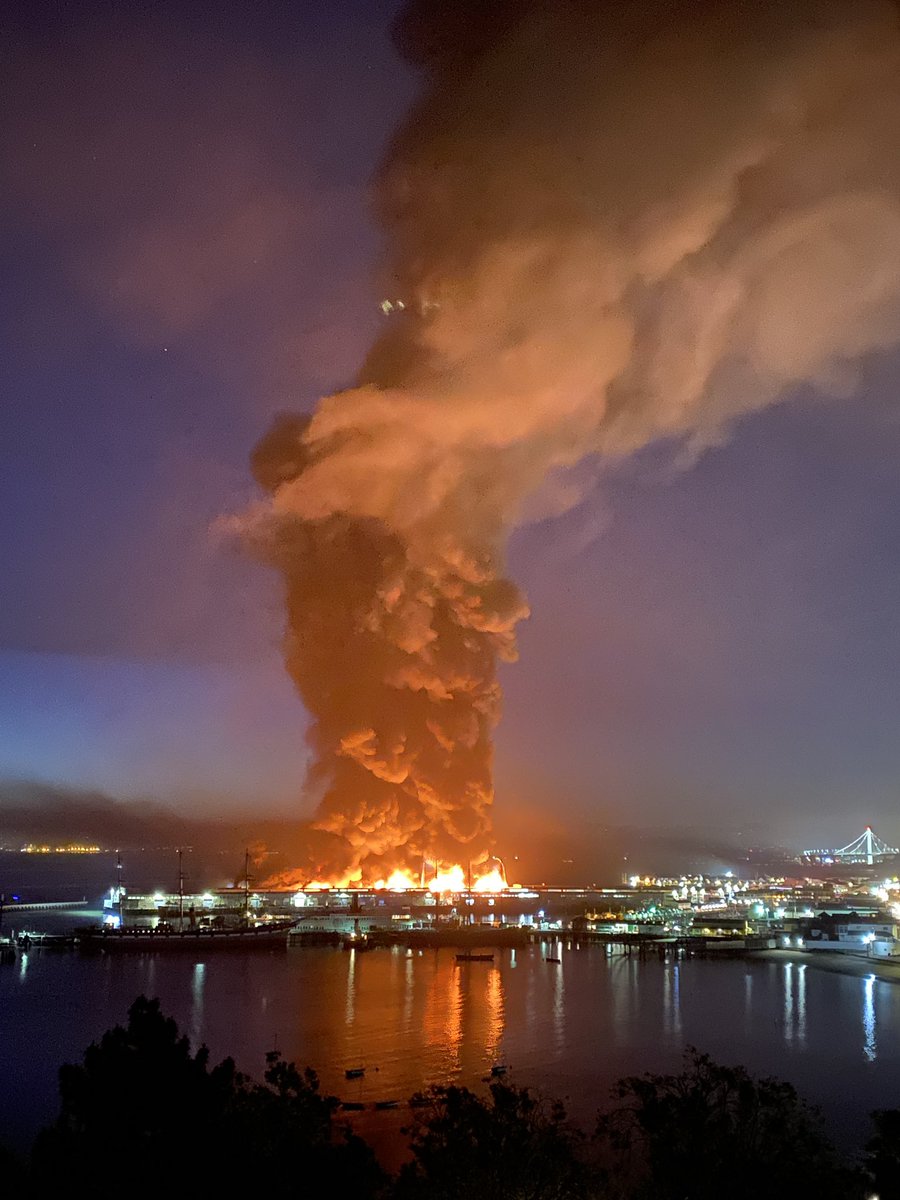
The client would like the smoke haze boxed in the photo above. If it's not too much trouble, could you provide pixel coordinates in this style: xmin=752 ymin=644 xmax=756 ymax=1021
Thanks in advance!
xmin=248 ymin=0 xmax=900 ymax=883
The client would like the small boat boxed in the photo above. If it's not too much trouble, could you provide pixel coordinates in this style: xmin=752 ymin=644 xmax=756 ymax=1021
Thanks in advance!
xmin=455 ymin=952 xmax=494 ymax=962
xmin=341 ymin=1101 xmax=366 ymax=1111
xmin=545 ymin=956 xmax=561 ymax=963
xmin=374 ymin=1099 xmax=399 ymax=1110
xmin=345 ymin=1067 xmax=366 ymax=1080
xmin=490 ymin=1064 xmax=508 ymax=1077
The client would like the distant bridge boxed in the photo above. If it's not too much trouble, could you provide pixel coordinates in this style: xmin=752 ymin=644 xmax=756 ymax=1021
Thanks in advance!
xmin=802 ymin=825 xmax=899 ymax=866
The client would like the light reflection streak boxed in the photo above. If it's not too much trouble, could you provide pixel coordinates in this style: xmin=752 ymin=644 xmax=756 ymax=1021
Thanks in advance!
xmin=422 ymin=957 xmax=462 ymax=1073
xmin=484 ymin=965 xmax=504 ymax=1060
xmin=783 ymin=963 xmax=793 ymax=1043
xmin=191 ymin=961 xmax=205 ymax=1044
xmin=403 ymin=952 xmax=414 ymax=1029
xmin=863 ymin=974 xmax=877 ymax=1062
xmin=663 ymin=963 xmax=682 ymax=1036
xmin=552 ymin=946 xmax=565 ymax=1049
xmin=345 ymin=948 xmax=356 ymax=1027
xmin=796 ymin=965 xmax=806 ymax=1045
xmin=18 ymin=951 xmax=28 ymax=981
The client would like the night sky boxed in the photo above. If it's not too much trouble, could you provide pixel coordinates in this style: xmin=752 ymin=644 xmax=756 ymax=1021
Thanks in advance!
xmin=3 ymin=0 xmax=900 ymax=859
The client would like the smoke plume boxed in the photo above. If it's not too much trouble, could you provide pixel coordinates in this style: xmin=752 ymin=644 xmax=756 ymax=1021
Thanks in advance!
xmin=248 ymin=0 xmax=900 ymax=884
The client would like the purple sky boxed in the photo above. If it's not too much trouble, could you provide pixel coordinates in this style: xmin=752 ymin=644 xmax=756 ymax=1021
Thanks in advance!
xmin=3 ymin=0 xmax=900 ymax=857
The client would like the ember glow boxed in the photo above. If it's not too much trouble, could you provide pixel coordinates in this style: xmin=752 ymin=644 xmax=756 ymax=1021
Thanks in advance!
xmin=244 ymin=0 xmax=900 ymax=886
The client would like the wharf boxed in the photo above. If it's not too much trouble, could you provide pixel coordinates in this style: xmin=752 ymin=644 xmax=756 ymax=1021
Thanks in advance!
xmin=288 ymin=926 xmax=775 ymax=957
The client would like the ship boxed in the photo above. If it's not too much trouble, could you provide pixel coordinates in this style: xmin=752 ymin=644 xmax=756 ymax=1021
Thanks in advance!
xmin=80 ymin=917 xmax=296 ymax=951
xmin=81 ymin=849 xmax=295 ymax=952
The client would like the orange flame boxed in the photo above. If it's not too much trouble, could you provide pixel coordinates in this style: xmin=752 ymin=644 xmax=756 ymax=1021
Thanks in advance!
xmin=428 ymin=864 xmax=468 ymax=893
xmin=271 ymin=860 xmax=510 ymax=893
xmin=373 ymin=869 xmax=419 ymax=891
xmin=471 ymin=868 xmax=507 ymax=893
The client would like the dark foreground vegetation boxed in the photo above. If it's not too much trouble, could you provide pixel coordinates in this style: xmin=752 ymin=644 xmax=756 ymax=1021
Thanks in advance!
xmin=2 ymin=996 xmax=897 ymax=1198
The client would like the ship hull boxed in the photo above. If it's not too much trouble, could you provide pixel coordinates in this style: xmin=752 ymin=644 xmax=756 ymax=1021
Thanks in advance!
xmin=81 ymin=920 xmax=295 ymax=951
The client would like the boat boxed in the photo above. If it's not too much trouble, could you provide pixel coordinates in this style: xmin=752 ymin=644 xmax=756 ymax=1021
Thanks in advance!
xmin=490 ymin=1064 xmax=508 ymax=1077
xmin=455 ymin=952 xmax=494 ymax=962
xmin=81 ymin=850 xmax=295 ymax=951
xmin=374 ymin=1099 xmax=399 ymax=1110
xmin=341 ymin=1101 xmax=366 ymax=1111
xmin=545 ymin=956 xmax=561 ymax=963
xmin=80 ymin=918 xmax=296 ymax=951
xmin=345 ymin=1067 xmax=366 ymax=1080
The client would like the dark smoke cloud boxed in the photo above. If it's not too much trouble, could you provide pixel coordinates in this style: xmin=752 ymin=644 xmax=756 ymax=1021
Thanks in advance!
xmin=0 ymin=779 xmax=307 ymax=863
xmin=245 ymin=0 xmax=900 ymax=884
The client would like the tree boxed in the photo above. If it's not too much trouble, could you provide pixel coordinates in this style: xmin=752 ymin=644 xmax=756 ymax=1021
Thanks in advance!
xmin=29 ymin=995 xmax=383 ymax=1200
xmin=596 ymin=1048 xmax=865 ymax=1200
xmin=394 ymin=1080 xmax=599 ymax=1200
xmin=866 ymin=1107 xmax=900 ymax=1200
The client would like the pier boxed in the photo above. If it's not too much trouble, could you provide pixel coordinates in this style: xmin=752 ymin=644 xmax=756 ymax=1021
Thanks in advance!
xmin=288 ymin=925 xmax=776 ymax=958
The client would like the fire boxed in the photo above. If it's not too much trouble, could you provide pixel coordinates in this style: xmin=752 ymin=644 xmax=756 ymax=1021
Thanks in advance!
xmin=428 ymin=865 xmax=468 ymax=893
xmin=274 ymin=860 xmax=511 ymax=894
xmin=373 ymin=869 xmax=419 ymax=891
xmin=471 ymin=868 xmax=507 ymax=893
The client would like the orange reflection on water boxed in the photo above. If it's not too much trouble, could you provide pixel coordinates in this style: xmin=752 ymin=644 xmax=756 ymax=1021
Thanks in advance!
xmin=422 ymin=956 xmax=463 ymax=1069
xmin=483 ymin=961 xmax=504 ymax=1060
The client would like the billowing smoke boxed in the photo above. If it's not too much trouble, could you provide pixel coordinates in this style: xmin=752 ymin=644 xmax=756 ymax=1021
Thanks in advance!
xmin=248 ymin=0 xmax=900 ymax=884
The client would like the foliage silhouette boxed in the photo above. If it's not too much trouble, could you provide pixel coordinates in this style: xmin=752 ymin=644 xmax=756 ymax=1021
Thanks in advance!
xmin=29 ymin=995 xmax=382 ymax=1200
xmin=394 ymin=1080 xmax=597 ymax=1199
xmin=596 ymin=1047 xmax=865 ymax=1200
xmin=866 ymin=1107 xmax=900 ymax=1200
xmin=17 ymin=996 xmax=891 ymax=1200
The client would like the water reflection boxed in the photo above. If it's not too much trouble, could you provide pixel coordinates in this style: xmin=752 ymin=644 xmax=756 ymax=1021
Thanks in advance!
xmin=551 ymin=947 xmax=565 ymax=1049
xmin=663 ymin=964 xmax=682 ymax=1036
xmin=191 ymin=962 xmax=205 ymax=1044
xmin=422 ymin=955 xmax=462 ymax=1070
xmin=345 ymin=948 xmax=356 ymax=1026
xmin=403 ymin=953 xmax=414 ymax=1028
xmin=780 ymin=962 xmax=807 ymax=1046
xmin=784 ymin=963 xmax=793 ymax=1042
xmin=484 ymin=964 xmax=505 ymax=1060
xmin=863 ymin=975 xmax=877 ymax=1063
xmin=6 ymin=942 xmax=900 ymax=1155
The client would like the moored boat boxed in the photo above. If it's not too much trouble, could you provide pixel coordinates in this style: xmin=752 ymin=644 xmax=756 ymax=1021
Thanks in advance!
xmin=83 ymin=848 xmax=295 ymax=950
xmin=80 ymin=917 xmax=296 ymax=951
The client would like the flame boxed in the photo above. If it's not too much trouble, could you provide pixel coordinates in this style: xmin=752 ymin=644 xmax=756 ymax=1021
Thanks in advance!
xmin=373 ymin=869 xmax=419 ymax=891
xmin=472 ymin=868 xmax=507 ymax=893
xmin=428 ymin=864 xmax=468 ymax=893
xmin=268 ymin=860 xmax=511 ymax=893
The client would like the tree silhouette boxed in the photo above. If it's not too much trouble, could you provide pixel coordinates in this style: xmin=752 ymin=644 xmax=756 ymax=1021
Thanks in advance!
xmin=866 ymin=1107 xmax=900 ymax=1200
xmin=30 ymin=995 xmax=382 ymax=1200
xmin=596 ymin=1048 xmax=864 ymax=1200
xmin=394 ymin=1080 xmax=598 ymax=1199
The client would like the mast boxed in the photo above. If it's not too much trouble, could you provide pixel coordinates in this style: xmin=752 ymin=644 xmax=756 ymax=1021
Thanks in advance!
xmin=243 ymin=849 xmax=251 ymax=924
xmin=178 ymin=848 xmax=185 ymax=929
xmin=116 ymin=851 xmax=124 ymax=925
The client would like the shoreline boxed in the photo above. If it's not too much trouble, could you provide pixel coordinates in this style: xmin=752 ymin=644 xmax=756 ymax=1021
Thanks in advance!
xmin=753 ymin=947 xmax=900 ymax=984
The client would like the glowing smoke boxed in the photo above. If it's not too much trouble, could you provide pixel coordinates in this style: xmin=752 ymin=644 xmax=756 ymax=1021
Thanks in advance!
xmin=248 ymin=0 xmax=900 ymax=884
